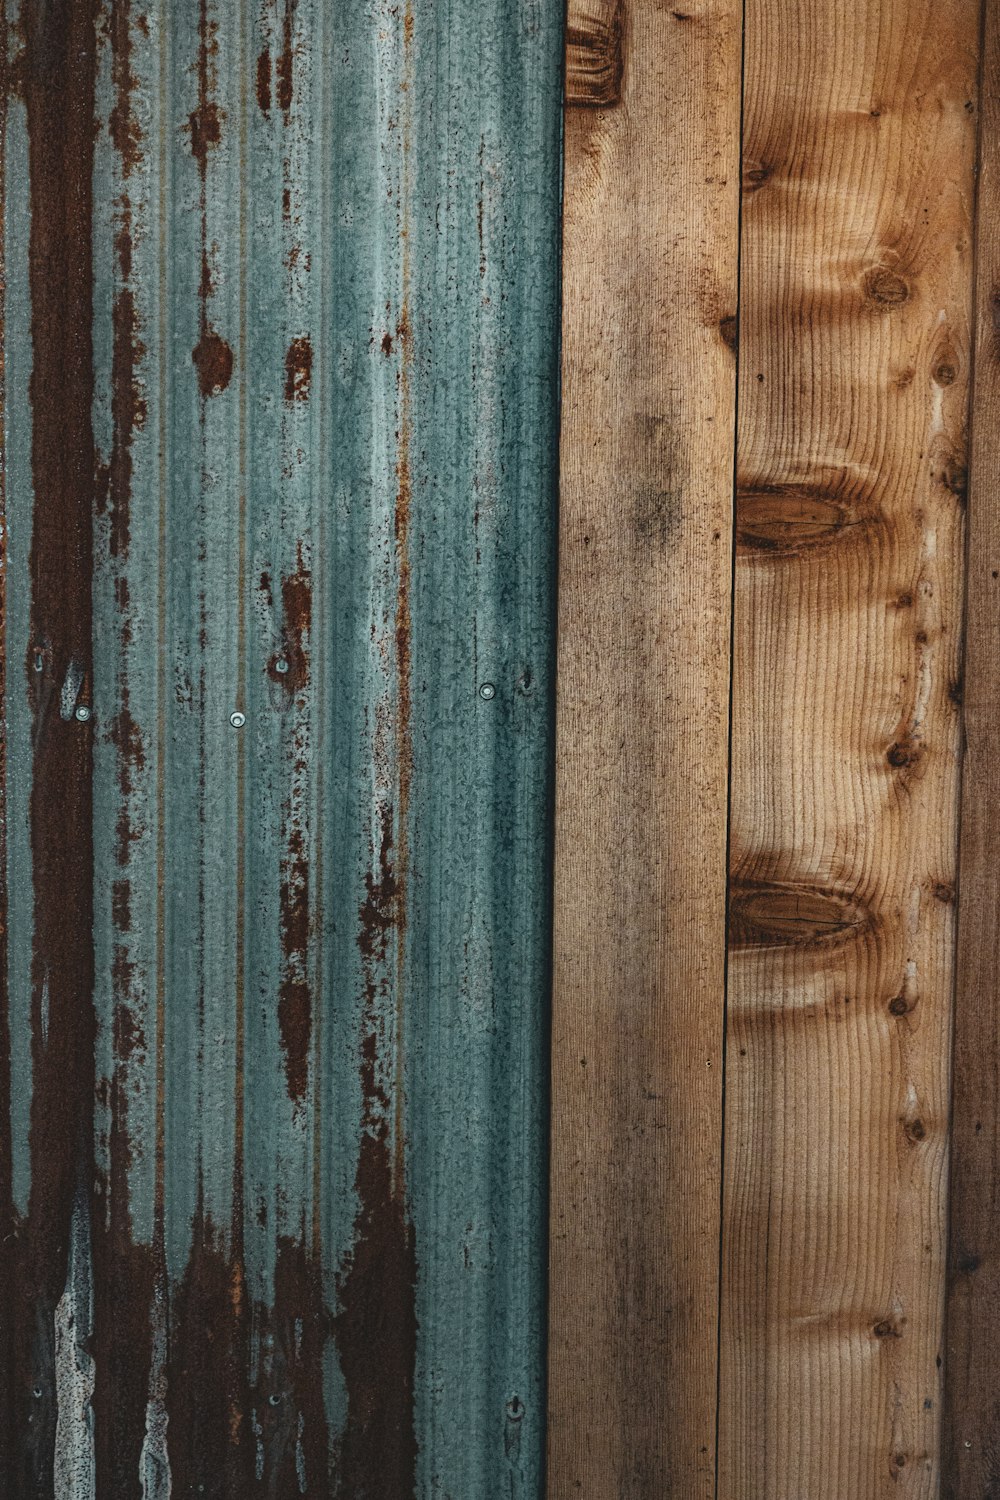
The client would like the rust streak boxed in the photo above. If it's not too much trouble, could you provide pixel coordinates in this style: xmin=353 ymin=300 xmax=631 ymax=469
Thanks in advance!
xmin=283 ymin=334 xmax=312 ymax=403
xmin=13 ymin=2 xmax=100 ymax=1492
xmin=255 ymin=46 xmax=271 ymax=116
xmin=193 ymin=326 xmax=234 ymax=397
xmin=337 ymin=810 xmax=417 ymax=1497
xmin=276 ymin=1 xmax=294 ymax=115
xmin=108 ymin=0 xmax=142 ymax=175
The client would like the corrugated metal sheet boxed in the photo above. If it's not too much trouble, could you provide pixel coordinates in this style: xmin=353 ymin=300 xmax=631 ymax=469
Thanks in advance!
xmin=0 ymin=1 xmax=562 ymax=1494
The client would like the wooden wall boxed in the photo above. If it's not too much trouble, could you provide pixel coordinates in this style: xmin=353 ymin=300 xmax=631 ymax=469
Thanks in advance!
xmin=549 ymin=0 xmax=995 ymax=1495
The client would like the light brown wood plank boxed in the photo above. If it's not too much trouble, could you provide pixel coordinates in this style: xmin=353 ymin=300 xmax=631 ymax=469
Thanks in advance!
xmin=943 ymin=2 xmax=1000 ymax=1491
xmin=719 ymin=2 xmax=979 ymax=1495
xmin=547 ymin=1 xmax=742 ymax=1493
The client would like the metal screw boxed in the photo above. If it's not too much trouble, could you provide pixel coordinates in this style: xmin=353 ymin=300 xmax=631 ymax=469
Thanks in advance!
xmin=506 ymin=1396 xmax=525 ymax=1421
xmin=268 ymin=1393 xmax=281 ymax=1406
xmin=230 ymin=711 xmax=246 ymax=729
xmin=74 ymin=705 xmax=92 ymax=723
xmin=275 ymin=657 xmax=289 ymax=675
xmin=479 ymin=682 xmax=496 ymax=701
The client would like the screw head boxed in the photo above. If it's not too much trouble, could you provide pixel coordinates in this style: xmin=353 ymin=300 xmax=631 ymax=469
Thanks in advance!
xmin=230 ymin=711 xmax=246 ymax=729
xmin=479 ymin=682 xmax=496 ymax=701
xmin=275 ymin=657 xmax=289 ymax=675
xmin=74 ymin=705 xmax=92 ymax=723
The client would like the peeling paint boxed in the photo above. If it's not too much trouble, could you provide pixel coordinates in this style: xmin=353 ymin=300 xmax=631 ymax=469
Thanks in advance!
xmin=54 ymin=1200 xmax=96 ymax=1500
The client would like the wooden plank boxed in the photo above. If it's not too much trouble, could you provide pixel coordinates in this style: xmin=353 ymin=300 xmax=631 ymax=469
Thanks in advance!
xmin=943 ymin=2 xmax=1000 ymax=1490
xmin=719 ymin=1 xmax=979 ymax=1495
xmin=547 ymin=0 xmax=742 ymax=1493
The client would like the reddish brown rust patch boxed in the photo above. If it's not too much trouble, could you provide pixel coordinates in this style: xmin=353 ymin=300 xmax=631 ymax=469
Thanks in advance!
xmin=11 ymin=0 xmax=101 ymax=1490
xmin=256 ymin=1239 xmax=332 ymax=1493
xmin=193 ymin=327 xmax=234 ymax=397
xmin=278 ymin=823 xmax=311 ymax=1102
xmin=165 ymin=1205 xmax=333 ymax=1495
xmin=109 ymin=255 xmax=147 ymax=558
xmin=276 ymin=3 xmax=294 ymax=114
xmin=109 ymin=0 xmax=142 ymax=175
xmin=255 ymin=46 xmax=271 ymax=116
xmin=188 ymin=98 xmax=223 ymax=163
xmin=267 ymin=549 xmax=311 ymax=696
xmin=165 ymin=1205 xmax=254 ymax=1494
xmin=284 ymin=335 xmax=313 ymax=402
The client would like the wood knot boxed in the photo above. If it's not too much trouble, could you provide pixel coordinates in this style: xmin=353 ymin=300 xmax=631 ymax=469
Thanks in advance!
xmin=865 ymin=268 xmax=909 ymax=306
xmin=941 ymin=456 xmax=968 ymax=502
xmin=886 ymin=736 xmax=922 ymax=771
xmin=873 ymin=1318 xmax=902 ymax=1339
xmin=743 ymin=160 xmax=773 ymax=191
xmin=719 ymin=314 xmax=738 ymax=353
xmin=729 ymin=878 xmax=873 ymax=951
xmin=565 ymin=0 xmax=624 ymax=108
xmin=736 ymin=483 xmax=874 ymax=555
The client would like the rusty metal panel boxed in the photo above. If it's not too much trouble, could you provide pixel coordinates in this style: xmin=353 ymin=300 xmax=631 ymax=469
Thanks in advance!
xmin=0 ymin=1 xmax=562 ymax=1494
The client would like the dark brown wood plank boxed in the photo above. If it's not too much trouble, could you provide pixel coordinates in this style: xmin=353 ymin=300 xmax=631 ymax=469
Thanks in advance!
xmin=942 ymin=3 xmax=1000 ymax=1492
xmin=547 ymin=0 xmax=742 ymax=1493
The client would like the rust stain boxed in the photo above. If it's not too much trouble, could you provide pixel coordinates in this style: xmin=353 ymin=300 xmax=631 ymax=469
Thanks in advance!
xmin=192 ymin=0 xmax=230 ymax=407
xmin=334 ymin=230 xmax=418 ymax=1482
xmin=276 ymin=1 xmax=294 ymax=115
xmin=267 ymin=549 xmax=312 ymax=1102
xmin=255 ymin=47 xmax=271 ymax=115
xmin=278 ymin=826 xmax=310 ymax=1102
xmin=107 ymin=214 xmax=148 ymax=560
xmin=10 ymin=0 xmax=101 ymax=1490
xmin=108 ymin=0 xmax=142 ymax=175
xmin=93 ymin=6 xmax=157 ymax=1456
xmin=188 ymin=97 xmax=223 ymax=163
xmin=165 ymin=1202 xmax=253 ymax=1494
xmin=267 ymin=549 xmax=311 ymax=695
xmin=283 ymin=334 xmax=312 ymax=402
xmin=193 ymin=327 xmax=234 ymax=397
xmin=256 ymin=1238 xmax=332 ymax=1493
xmin=337 ymin=802 xmax=417 ymax=1496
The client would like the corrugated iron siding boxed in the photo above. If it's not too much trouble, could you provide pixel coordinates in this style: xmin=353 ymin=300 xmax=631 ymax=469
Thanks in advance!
xmin=0 ymin=1 xmax=562 ymax=1494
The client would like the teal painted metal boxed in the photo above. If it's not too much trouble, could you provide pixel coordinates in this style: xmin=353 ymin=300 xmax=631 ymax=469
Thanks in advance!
xmin=0 ymin=1 xmax=562 ymax=1495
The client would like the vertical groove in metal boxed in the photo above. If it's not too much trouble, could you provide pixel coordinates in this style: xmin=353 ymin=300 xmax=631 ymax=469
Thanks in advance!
xmin=0 ymin=0 xmax=562 ymax=1494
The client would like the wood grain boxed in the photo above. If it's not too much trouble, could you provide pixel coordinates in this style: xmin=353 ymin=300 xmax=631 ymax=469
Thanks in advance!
xmin=547 ymin=1 xmax=742 ymax=1493
xmin=719 ymin=1 xmax=979 ymax=1495
xmin=942 ymin=3 xmax=1000 ymax=1492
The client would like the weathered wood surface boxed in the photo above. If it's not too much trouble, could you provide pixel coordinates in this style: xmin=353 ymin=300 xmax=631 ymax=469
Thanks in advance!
xmin=719 ymin=0 xmax=978 ymax=1495
xmin=547 ymin=0 xmax=742 ymax=1493
xmin=943 ymin=2 xmax=1000 ymax=1491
